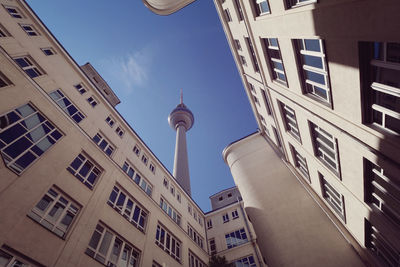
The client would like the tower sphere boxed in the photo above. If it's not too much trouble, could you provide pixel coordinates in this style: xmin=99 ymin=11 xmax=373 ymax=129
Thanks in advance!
xmin=168 ymin=103 xmax=194 ymax=131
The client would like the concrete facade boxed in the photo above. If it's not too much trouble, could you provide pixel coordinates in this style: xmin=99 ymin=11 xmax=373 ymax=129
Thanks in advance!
xmin=0 ymin=1 xmax=208 ymax=266
xmin=216 ymin=0 xmax=400 ymax=266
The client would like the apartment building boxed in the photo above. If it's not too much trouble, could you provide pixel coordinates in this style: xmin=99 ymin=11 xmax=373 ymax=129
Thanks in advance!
xmin=214 ymin=0 xmax=400 ymax=266
xmin=0 ymin=1 xmax=209 ymax=266
xmin=205 ymin=187 xmax=265 ymax=267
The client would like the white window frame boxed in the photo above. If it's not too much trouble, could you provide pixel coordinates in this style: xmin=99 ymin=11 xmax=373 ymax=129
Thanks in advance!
xmin=74 ymin=83 xmax=87 ymax=94
xmin=209 ymin=238 xmax=217 ymax=255
xmin=28 ymin=187 xmax=79 ymax=238
xmin=295 ymin=38 xmax=331 ymax=103
xmin=0 ymin=103 xmax=63 ymax=175
xmin=41 ymin=47 xmax=56 ymax=56
xmin=310 ymin=122 xmax=340 ymax=175
xmin=222 ymin=213 xmax=229 ymax=223
xmin=254 ymin=0 xmax=270 ymax=16
xmin=149 ymin=162 xmax=156 ymax=173
xmin=280 ymin=102 xmax=301 ymax=141
xmin=0 ymin=71 xmax=12 ymax=88
xmin=0 ymin=23 xmax=11 ymax=37
xmin=189 ymin=250 xmax=207 ymax=267
xmin=155 ymin=224 xmax=181 ymax=262
xmin=107 ymin=185 xmax=148 ymax=232
xmin=92 ymin=132 xmax=114 ymax=156
xmin=320 ymin=173 xmax=345 ymax=221
xmin=187 ymin=224 xmax=205 ymax=249
xmin=234 ymin=255 xmax=257 ymax=267
xmin=160 ymin=197 xmax=181 ymax=226
xmin=115 ymin=126 xmax=124 ymax=138
xmin=4 ymin=5 xmax=24 ymax=18
xmin=141 ymin=154 xmax=148 ymax=165
xmin=86 ymin=223 xmax=140 ymax=267
xmin=122 ymin=160 xmax=153 ymax=196
xmin=87 ymin=96 xmax=98 ymax=107
xmin=207 ymin=219 xmax=213 ymax=229
xmin=264 ymin=38 xmax=287 ymax=85
xmin=286 ymin=0 xmax=317 ymax=9
xmin=0 ymin=246 xmax=41 ymax=267
xmin=105 ymin=115 xmax=115 ymax=127
xmin=224 ymin=9 xmax=232 ymax=22
xmin=225 ymin=228 xmax=248 ymax=249
xmin=19 ymin=24 xmax=39 ymax=36
xmin=290 ymin=144 xmax=310 ymax=182
xmin=240 ymin=55 xmax=247 ymax=66
xmin=67 ymin=153 xmax=101 ymax=189
xmin=232 ymin=209 xmax=239 ymax=219
xmin=49 ymin=89 xmax=85 ymax=124
xmin=133 ymin=145 xmax=140 ymax=156
xmin=13 ymin=55 xmax=44 ymax=78
xmin=234 ymin=39 xmax=242 ymax=51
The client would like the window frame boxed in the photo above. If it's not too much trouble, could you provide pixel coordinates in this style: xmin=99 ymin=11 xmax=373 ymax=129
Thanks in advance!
xmin=3 ymin=5 xmax=24 ymax=18
xmin=41 ymin=47 xmax=56 ymax=56
xmin=222 ymin=213 xmax=229 ymax=223
xmin=286 ymin=0 xmax=317 ymax=9
xmin=74 ymin=83 xmax=87 ymax=94
xmin=67 ymin=153 xmax=102 ymax=189
xmin=263 ymin=38 xmax=288 ymax=85
xmin=13 ymin=55 xmax=44 ymax=78
xmin=155 ymin=224 xmax=181 ymax=263
xmin=28 ymin=186 xmax=80 ymax=238
xmin=160 ymin=196 xmax=181 ymax=226
xmin=225 ymin=228 xmax=248 ymax=249
xmin=0 ymin=71 xmax=13 ymax=88
xmin=294 ymin=38 xmax=332 ymax=106
xmin=0 ymin=23 xmax=11 ymax=37
xmin=19 ymin=24 xmax=39 ymax=36
xmin=0 ymin=103 xmax=63 ymax=175
xmin=92 ymin=132 xmax=114 ymax=157
xmin=86 ymin=96 xmax=98 ymax=108
xmin=121 ymin=160 xmax=153 ymax=196
xmin=319 ymin=172 xmax=346 ymax=221
xmin=49 ymin=89 xmax=85 ymax=124
xmin=289 ymin=144 xmax=310 ymax=183
xmin=280 ymin=101 xmax=301 ymax=142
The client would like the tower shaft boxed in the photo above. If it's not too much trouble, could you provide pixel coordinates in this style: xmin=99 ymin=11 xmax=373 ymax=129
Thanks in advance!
xmin=173 ymin=123 xmax=191 ymax=195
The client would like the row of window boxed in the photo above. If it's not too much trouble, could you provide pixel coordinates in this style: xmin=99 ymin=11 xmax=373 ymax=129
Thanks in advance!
xmin=160 ymin=197 xmax=182 ymax=226
xmin=105 ymin=115 xmax=125 ymax=138
xmin=133 ymin=143 xmax=157 ymax=174
xmin=223 ymin=0 xmax=316 ymax=24
xmin=187 ymin=224 xmax=205 ymax=249
xmin=122 ymin=160 xmax=153 ymax=196
xmin=225 ymin=228 xmax=248 ymax=249
xmin=163 ymin=177 xmax=182 ymax=203
xmin=222 ymin=209 xmax=239 ymax=224
xmin=188 ymin=203 xmax=204 ymax=227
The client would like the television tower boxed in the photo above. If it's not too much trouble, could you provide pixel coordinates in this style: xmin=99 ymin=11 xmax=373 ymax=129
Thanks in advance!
xmin=168 ymin=90 xmax=194 ymax=196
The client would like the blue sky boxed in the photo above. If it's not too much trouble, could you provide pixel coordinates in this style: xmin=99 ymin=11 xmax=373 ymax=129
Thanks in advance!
xmin=27 ymin=0 xmax=257 ymax=211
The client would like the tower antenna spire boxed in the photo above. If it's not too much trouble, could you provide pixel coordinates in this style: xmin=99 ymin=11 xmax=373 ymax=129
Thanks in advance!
xmin=180 ymin=88 xmax=183 ymax=104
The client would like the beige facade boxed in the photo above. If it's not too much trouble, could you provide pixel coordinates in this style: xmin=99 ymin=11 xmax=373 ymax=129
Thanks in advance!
xmin=216 ymin=0 xmax=400 ymax=266
xmin=0 ymin=1 xmax=210 ymax=266
xmin=205 ymin=187 xmax=265 ymax=267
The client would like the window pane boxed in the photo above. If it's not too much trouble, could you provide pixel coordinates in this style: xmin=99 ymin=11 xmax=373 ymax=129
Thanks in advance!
xmin=305 ymin=70 xmax=325 ymax=85
xmin=302 ymin=54 xmax=323 ymax=69
xmin=304 ymin=39 xmax=321 ymax=52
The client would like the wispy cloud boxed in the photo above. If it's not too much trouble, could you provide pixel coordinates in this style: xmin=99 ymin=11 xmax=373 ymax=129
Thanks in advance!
xmin=104 ymin=45 xmax=156 ymax=93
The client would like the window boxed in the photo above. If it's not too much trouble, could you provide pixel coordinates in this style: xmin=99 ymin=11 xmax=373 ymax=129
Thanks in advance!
xmin=207 ymin=219 xmax=213 ymax=229
xmin=218 ymin=196 xmax=223 ymax=201
xmin=290 ymin=144 xmax=310 ymax=182
xmin=224 ymin=9 xmax=232 ymax=22
xmin=280 ymin=102 xmax=301 ymax=141
xmin=245 ymin=37 xmax=260 ymax=72
xmin=233 ymin=0 xmax=244 ymax=21
xmin=272 ymin=126 xmax=283 ymax=150
xmin=49 ymin=89 xmax=85 ymax=123
xmin=188 ymin=204 xmax=192 ymax=215
xmin=193 ymin=211 xmax=198 ymax=221
xmin=115 ymin=126 xmax=124 ymax=138
xmin=225 ymin=228 xmax=248 ymax=249
xmin=240 ymin=55 xmax=247 ymax=66
xmin=320 ymin=173 xmax=345 ymax=220
xmin=141 ymin=154 xmax=148 ymax=165
xmin=364 ymin=159 xmax=400 ymax=227
xmin=74 ymin=83 xmax=87 ymax=94
xmin=234 ymin=39 xmax=242 ymax=51
xmin=86 ymin=223 xmax=140 ymax=267
xmin=4 ymin=5 xmax=23 ymax=18
xmin=310 ymin=122 xmax=340 ymax=175
xmin=160 ymin=197 xmax=181 ymax=226
xmin=294 ymin=39 xmax=331 ymax=103
xmin=187 ymin=224 xmax=205 ymax=249
xmin=254 ymin=0 xmax=270 ymax=16
xmin=67 ymin=153 xmax=101 ymax=189
xmin=361 ymin=42 xmax=400 ymax=134
xmin=87 ymin=96 xmax=98 ymax=107
xmin=198 ymin=215 xmax=203 ymax=226
xmin=0 ymin=103 xmax=62 ymax=174
xmin=253 ymin=95 xmax=260 ymax=106
xmin=222 ymin=213 xmax=229 ymax=223
xmin=28 ymin=187 xmax=79 ymax=238
xmin=19 ymin=24 xmax=38 ymax=36
xmin=0 ymin=246 xmax=42 ymax=267
xmin=149 ymin=162 xmax=155 ymax=173
xmin=176 ymin=192 xmax=181 ymax=203
xmin=41 ymin=47 xmax=55 ymax=56
xmin=0 ymin=71 xmax=12 ymax=88
xmin=235 ymin=255 xmax=257 ymax=267
xmin=122 ymin=161 xmax=152 ymax=196
xmin=248 ymin=82 xmax=255 ymax=93
xmin=155 ymin=224 xmax=181 ymax=262
xmin=260 ymin=89 xmax=272 ymax=115
xmin=232 ymin=209 xmax=239 ymax=219
xmin=228 ymin=193 xmax=232 ymax=198
xmin=152 ymin=261 xmax=162 ymax=267
xmin=108 ymin=185 xmax=148 ymax=232
xmin=133 ymin=145 xmax=140 ymax=156
xmin=93 ymin=133 xmax=114 ymax=156
xmin=365 ymin=219 xmax=399 ymax=267
xmin=286 ymin=0 xmax=316 ymax=9
xmin=0 ymin=23 xmax=11 ymax=37
xmin=13 ymin=56 xmax=43 ymax=78
xmin=163 ymin=178 xmax=169 ymax=188
xmin=209 ymin=238 xmax=217 ymax=255
xmin=189 ymin=250 xmax=207 ymax=267
xmin=264 ymin=38 xmax=287 ymax=84
xmin=170 ymin=185 xmax=175 ymax=196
